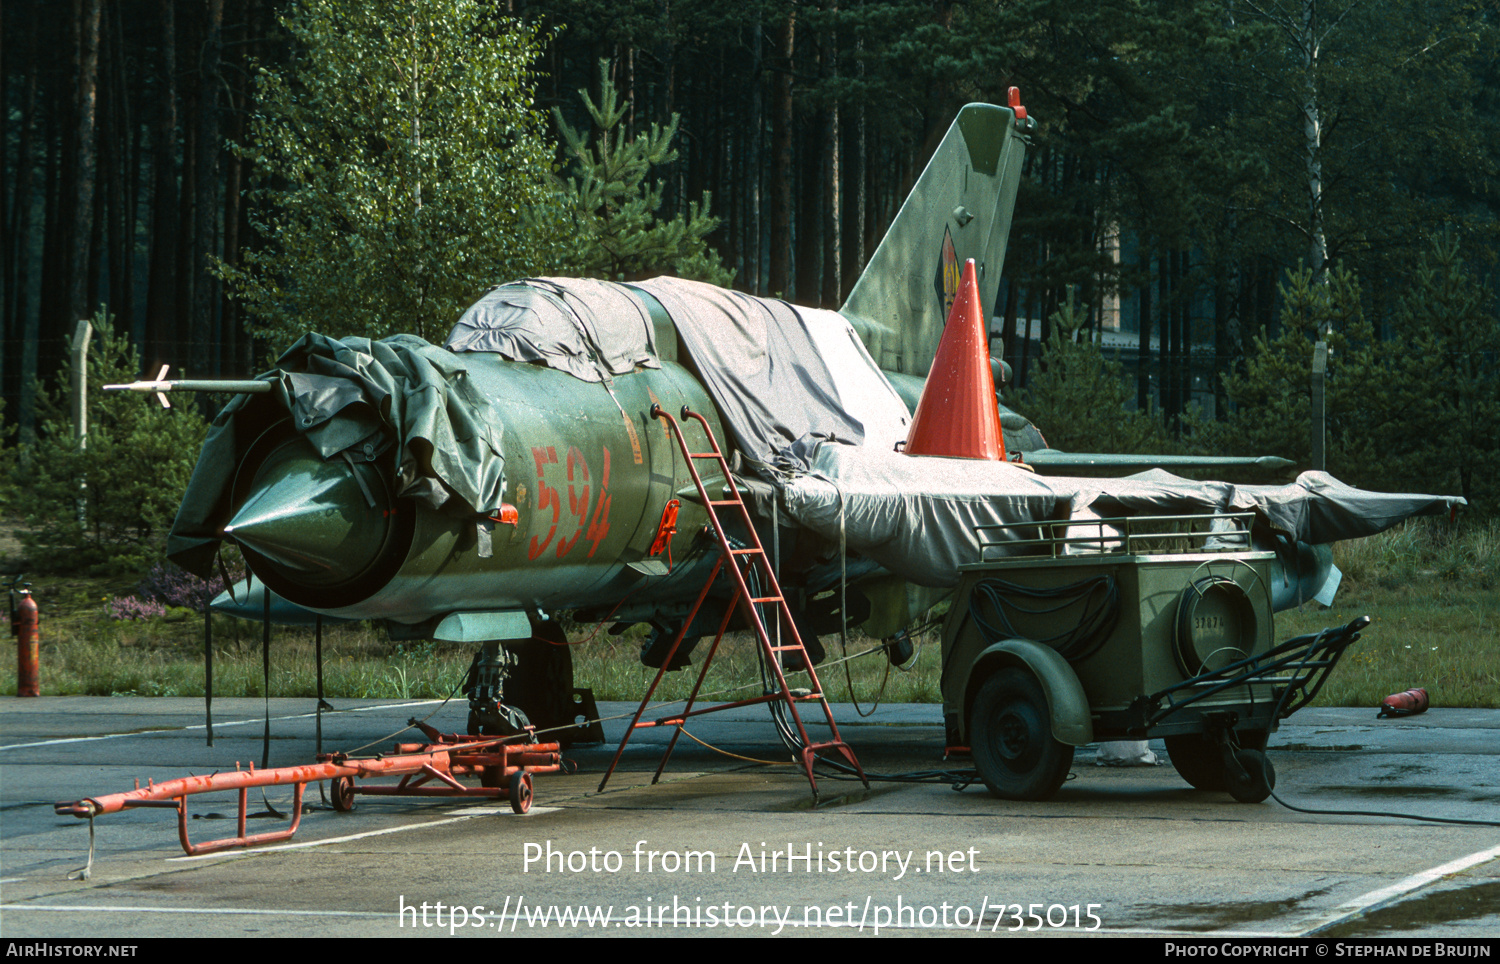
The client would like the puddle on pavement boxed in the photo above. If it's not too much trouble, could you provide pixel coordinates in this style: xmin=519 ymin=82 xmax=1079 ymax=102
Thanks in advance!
xmin=1316 ymin=785 xmax=1459 ymax=798
xmin=1311 ymin=783 xmax=1500 ymax=805
xmin=1320 ymin=880 xmax=1500 ymax=936
xmin=1129 ymin=886 xmax=1334 ymax=931
xmin=1376 ymin=762 xmax=1437 ymax=777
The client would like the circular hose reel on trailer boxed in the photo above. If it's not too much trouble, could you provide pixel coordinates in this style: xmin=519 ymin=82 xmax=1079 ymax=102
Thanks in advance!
xmin=1173 ymin=561 xmax=1262 ymax=678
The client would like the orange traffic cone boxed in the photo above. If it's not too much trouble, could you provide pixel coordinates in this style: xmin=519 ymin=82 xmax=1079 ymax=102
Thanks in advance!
xmin=902 ymin=258 xmax=1007 ymax=460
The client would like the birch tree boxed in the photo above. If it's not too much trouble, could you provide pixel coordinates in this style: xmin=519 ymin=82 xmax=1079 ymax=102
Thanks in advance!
xmin=220 ymin=0 xmax=562 ymax=347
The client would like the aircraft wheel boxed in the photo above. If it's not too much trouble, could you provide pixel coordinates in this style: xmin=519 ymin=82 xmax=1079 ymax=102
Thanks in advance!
xmin=509 ymin=771 xmax=533 ymax=815
xmin=971 ymin=668 xmax=1073 ymax=801
xmin=504 ymin=634 xmax=574 ymax=737
xmin=330 ymin=776 xmax=356 ymax=812
xmin=1225 ymin=748 xmax=1276 ymax=803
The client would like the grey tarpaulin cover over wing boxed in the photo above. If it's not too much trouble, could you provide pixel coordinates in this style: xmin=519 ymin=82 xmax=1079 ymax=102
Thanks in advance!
xmin=631 ymin=277 xmax=868 ymax=464
xmin=444 ymin=277 xmax=658 ymax=382
xmin=1086 ymin=468 xmax=1464 ymax=544
xmin=780 ymin=443 xmax=1063 ymax=587
xmin=167 ymin=333 xmax=507 ymax=577
xmin=779 ymin=442 xmax=1465 ymax=589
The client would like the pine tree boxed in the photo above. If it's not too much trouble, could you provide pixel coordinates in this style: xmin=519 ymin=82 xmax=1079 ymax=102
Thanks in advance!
xmin=1013 ymin=296 xmax=1172 ymax=455
xmin=1384 ymin=236 xmax=1500 ymax=512
xmin=553 ymin=62 xmax=733 ymax=286
xmin=1199 ymin=267 xmax=1384 ymax=481
xmin=22 ymin=310 xmax=209 ymax=574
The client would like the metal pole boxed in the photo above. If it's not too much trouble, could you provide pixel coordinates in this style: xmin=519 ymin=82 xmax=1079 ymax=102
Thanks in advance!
xmin=204 ymin=605 xmax=213 ymax=746
xmin=71 ymin=320 xmax=94 ymax=526
xmin=1311 ymin=341 xmax=1328 ymax=472
xmin=70 ymin=319 xmax=93 ymax=445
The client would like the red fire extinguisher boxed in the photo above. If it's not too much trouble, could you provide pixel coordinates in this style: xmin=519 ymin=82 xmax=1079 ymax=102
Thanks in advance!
xmin=16 ymin=586 xmax=38 ymax=697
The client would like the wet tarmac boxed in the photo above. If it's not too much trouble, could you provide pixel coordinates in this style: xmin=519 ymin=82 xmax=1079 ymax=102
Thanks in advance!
xmin=1 ymin=696 xmax=1497 ymax=938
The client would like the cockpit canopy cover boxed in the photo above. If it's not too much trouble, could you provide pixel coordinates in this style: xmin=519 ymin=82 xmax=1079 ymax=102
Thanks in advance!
xmin=444 ymin=277 xmax=659 ymax=383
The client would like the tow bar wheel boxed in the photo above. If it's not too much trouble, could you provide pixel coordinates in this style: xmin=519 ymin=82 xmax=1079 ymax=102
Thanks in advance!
xmin=1225 ymin=748 xmax=1276 ymax=803
xmin=330 ymin=776 xmax=357 ymax=812
xmin=509 ymin=771 xmax=533 ymax=814
xmin=971 ymin=668 xmax=1074 ymax=801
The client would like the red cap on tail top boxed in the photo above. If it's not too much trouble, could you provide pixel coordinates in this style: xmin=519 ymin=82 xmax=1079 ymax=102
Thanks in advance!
xmin=902 ymin=259 xmax=1007 ymax=461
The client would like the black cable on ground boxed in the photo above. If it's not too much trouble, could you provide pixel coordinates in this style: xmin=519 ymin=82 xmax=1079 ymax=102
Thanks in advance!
xmin=1267 ymin=786 xmax=1500 ymax=827
xmin=814 ymin=764 xmax=980 ymax=788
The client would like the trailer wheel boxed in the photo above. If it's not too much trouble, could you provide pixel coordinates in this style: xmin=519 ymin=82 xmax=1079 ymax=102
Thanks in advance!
xmin=1165 ymin=730 xmax=1269 ymax=793
xmin=1164 ymin=734 xmax=1226 ymax=791
xmin=971 ymin=668 xmax=1074 ymax=801
xmin=1225 ymin=748 xmax=1275 ymax=804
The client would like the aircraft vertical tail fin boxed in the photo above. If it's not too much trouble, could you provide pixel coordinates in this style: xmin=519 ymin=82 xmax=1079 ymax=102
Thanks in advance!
xmin=839 ymin=96 xmax=1032 ymax=378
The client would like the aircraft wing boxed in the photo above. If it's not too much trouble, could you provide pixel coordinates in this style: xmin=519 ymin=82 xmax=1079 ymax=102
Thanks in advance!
xmin=779 ymin=441 xmax=1465 ymax=591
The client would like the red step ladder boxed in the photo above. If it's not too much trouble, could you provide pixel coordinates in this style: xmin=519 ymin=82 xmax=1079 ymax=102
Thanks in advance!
xmin=597 ymin=405 xmax=868 ymax=802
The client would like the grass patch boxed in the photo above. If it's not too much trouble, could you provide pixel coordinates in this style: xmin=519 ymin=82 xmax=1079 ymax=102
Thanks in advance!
xmin=1277 ymin=519 xmax=1500 ymax=709
xmin=1 ymin=518 xmax=1494 ymax=707
xmin=0 ymin=575 xmax=937 ymax=705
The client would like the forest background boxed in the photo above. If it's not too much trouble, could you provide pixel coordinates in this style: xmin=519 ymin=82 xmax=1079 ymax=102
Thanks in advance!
xmin=3 ymin=0 xmax=1499 ymax=559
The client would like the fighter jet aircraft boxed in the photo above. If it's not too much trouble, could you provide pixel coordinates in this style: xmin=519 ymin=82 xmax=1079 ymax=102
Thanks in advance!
xmin=113 ymin=93 xmax=1460 ymax=737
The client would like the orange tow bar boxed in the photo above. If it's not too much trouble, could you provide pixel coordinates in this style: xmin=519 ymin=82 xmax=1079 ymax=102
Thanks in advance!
xmin=55 ymin=719 xmax=561 ymax=856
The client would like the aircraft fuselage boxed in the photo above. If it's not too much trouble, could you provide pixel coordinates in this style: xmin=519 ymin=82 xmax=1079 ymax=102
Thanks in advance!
xmin=233 ymin=354 xmax=727 ymax=628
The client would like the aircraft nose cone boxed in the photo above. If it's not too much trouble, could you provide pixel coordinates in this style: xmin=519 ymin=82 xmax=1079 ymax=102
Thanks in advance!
xmin=224 ymin=440 xmax=391 ymax=587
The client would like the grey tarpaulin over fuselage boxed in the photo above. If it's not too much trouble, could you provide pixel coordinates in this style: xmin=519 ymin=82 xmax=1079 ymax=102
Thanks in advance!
xmin=444 ymin=277 xmax=660 ymax=383
xmin=448 ymin=275 xmax=901 ymax=465
xmin=167 ymin=333 xmax=507 ymax=578
xmin=631 ymin=276 xmax=874 ymax=465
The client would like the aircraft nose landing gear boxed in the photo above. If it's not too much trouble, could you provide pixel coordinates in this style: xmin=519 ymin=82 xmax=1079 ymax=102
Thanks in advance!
xmin=464 ymin=642 xmax=532 ymax=736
